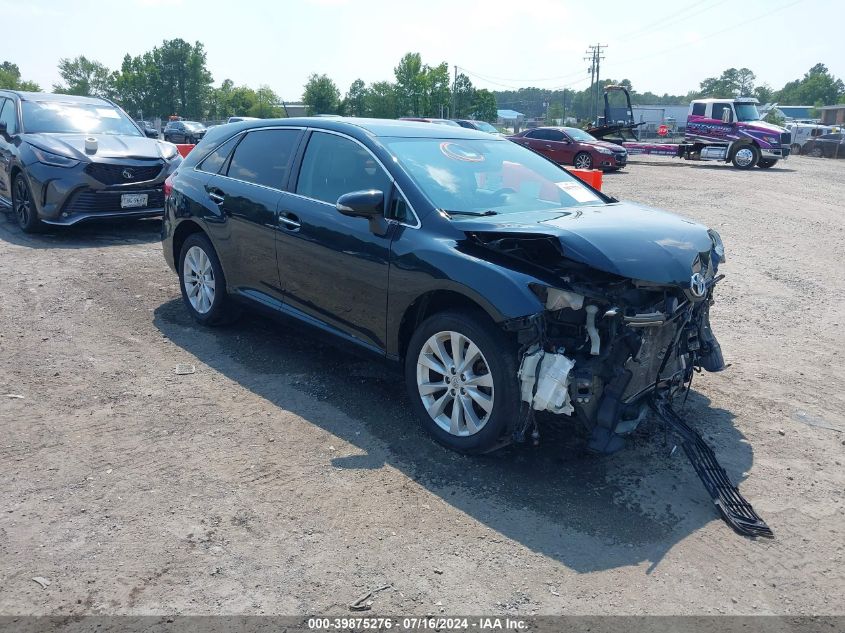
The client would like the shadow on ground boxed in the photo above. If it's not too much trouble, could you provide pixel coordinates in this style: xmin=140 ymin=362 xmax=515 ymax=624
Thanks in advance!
xmin=0 ymin=211 xmax=162 ymax=249
xmin=153 ymin=296 xmax=757 ymax=574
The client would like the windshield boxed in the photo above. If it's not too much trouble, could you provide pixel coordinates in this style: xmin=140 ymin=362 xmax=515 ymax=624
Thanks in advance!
xmin=563 ymin=127 xmax=596 ymax=142
xmin=183 ymin=121 xmax=205 ymax=130
xmin=383 ymin=137 xmax=605 ymax=215
xmin=22 ymin=101 xmax=142 ymax=136
xmin=735 ymin=103 xmax=761 ymax=122
xmin=473 ymin=121 xmax=499 ymax=133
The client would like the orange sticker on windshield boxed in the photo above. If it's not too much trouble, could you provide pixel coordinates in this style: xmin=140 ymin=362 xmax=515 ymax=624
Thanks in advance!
xmin=440 ymin=142 xmax=485 ymax=162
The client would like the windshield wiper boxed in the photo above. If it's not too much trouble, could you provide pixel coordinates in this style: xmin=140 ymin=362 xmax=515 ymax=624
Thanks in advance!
xmin=442 ymin=209 xmax=498 ymax=217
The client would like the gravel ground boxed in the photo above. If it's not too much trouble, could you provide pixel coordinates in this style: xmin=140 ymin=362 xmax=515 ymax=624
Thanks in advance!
xmin=0 ymin=154 xmax=843 ymax=616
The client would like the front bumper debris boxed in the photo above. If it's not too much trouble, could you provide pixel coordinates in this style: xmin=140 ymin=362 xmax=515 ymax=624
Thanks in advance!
xmin=650 ymin=397 xmax=773 ymax=538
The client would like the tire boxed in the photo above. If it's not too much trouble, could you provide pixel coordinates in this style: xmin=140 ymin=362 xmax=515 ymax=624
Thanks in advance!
xmin=731 ymin=144 xmax=759 ymax=169
xmin=404 ymin=310 xmax=520 ymax=454
xmin=186 ymin=135 xmax=196 ymax=144
xmin=791 ymin=143 xmax=801 ymax=155
xmin=178 ymin=233 xmax=240 ymax=326
xmin=808 ymin=146 xmax=823 ymax=158
xmin=573 ymin=152 xmax=593 ymax=170
xmin=12 ymin=173 xmax=42 ymax=233
xmin=164 ymin=135 xmax=172 ymax=143
xmin=757 ymin=159 xmax=777 ymax=168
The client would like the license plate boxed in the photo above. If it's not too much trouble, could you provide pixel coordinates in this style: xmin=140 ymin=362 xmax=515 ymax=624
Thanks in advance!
xmin=121 ymin=193 xmax=148 ymax=209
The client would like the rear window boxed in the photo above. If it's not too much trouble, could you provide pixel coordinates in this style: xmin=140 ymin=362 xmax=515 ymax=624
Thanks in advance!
xmin=226 ymin=129 xmax=300 ymax=189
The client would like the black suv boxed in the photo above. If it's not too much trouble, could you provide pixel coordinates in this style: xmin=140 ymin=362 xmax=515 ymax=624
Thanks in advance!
xmin=162 ymin=117 xmax=726 ymax=456
xmin=0 ymin=90 xmax=181 ymax=231
xmin=163 ymin=120 xmax=206 ymax=144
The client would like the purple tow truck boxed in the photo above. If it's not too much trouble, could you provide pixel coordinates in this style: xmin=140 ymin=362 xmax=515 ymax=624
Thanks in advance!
xmin=624 ymin=98 xmax=791 ymax=169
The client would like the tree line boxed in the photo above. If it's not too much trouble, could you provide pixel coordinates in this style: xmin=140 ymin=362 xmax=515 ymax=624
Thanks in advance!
xmin=301 ymin=52 xmax=497 ymax=121
xmin=2 ymin=40 xmax=844 ymax=125
xmin=496 ymin=64 xmax=845 ymax=122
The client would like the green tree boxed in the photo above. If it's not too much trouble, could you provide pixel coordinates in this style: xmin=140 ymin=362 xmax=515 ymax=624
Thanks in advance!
xmin=753 ymin=83 xmax=775 ymax=103
xmin=365 ymin=81 xmax=397 ymax=118
xmin=394 ymin=52 xmax=425 ymax=116
xmin=302 ymin=73 xmax=340 ymax=114
xmin=776 ymin=64 xmax=844 ymax=105
xmin=453 ymin=73 xmax=475 ymax=118
xmin=697 ymin=67 xmax=755 ymax=98
xmin=0 ymin=61 xmax=40 ymax=91
xmin=422 ymin=61 xmax=451 ymax=117
xmin=249 ymin=85 xmax=284 ymax=118
xmin=151 ymin=39 xmax=214 ymax=119
xmin=472 ymin=89 xmax=497 ymax=122
xmin=344 ymin=79 xmax=367 ymax=117
xmin=53 ymin=56 xmax=115 ymax=97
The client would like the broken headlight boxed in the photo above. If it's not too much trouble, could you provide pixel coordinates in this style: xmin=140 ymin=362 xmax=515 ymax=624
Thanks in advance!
xmin=529 ymin=283 xmax=585 ymax=311
xmin=708 ymin=229 xmax=725 ymax=263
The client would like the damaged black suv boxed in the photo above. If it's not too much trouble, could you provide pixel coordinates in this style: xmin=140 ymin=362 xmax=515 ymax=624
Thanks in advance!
xmin=162 ymin=118 xmax=726 ymax=456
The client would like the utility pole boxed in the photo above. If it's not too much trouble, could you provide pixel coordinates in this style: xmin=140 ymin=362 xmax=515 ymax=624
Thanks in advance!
xmin=584 ymin=44 xmax=607 ymax=124
xmin=452 ymin=65 xmax=458 ymax=119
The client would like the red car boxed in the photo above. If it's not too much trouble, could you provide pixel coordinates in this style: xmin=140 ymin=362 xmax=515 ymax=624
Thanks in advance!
xmin=508 ymin=126 xmax=627 ymax=171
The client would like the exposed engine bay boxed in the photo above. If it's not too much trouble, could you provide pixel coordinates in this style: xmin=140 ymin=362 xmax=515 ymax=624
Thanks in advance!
xmin=464 ymin=230 xmax=772 ymax=537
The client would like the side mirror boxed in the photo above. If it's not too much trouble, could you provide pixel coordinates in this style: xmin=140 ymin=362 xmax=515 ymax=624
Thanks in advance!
xmin=721 ymin=109 xmax=732 ymax=123
xmin=336 ymin=190 xmax=384 ymax=218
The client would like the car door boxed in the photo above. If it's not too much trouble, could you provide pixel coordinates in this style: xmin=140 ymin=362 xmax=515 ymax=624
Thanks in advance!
xmin=546 ymin=129 xmax=573 ymax=164
xmin=0 ymin=97 xmax=14 ymax=200
xmin=520 ymin=129 xmax=548 ymax=154
xmin=204 ymin=128 xmax=303 ymax=306
xmin=275 ymin=130 xmax=394 ymax=352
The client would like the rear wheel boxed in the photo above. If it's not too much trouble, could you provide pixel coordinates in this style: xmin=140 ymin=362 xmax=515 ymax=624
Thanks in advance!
xmin=757 ymin=159 xmax=777 ymax=168
xmin=178 ymin=233 xmax=239 ymax=326
xmin=808 ymin=146 xmax=823 ymax=158
xmin=12 ymin=173 xmax=42 ymax=233
xmin=573 ymin=152 xmax=593 ymax=170
xmin=731 ymin=145 xmax=759 ymax=169
xmin=404 ymin=311 xmax=520 ymax=454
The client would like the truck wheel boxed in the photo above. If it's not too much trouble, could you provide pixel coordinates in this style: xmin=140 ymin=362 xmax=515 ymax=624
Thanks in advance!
xmin=757 ymin=159 xmax=777 ymax=168
xmin=731 ymin=145 xmax=759 ymax=169
xmin=808 ymin=147 xmax=823 ymax=158
xmin=791 ymin=143 xmax=801 ymax=154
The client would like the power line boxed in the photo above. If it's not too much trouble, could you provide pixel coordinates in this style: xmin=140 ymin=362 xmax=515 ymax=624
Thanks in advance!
xmin=584 ymin=44 xmax=607 ymax=123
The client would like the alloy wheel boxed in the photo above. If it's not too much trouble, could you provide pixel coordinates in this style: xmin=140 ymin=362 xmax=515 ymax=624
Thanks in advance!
xmin=416 ymin=330 xmax=494 ymax=437
xmin=14 ymin=177 xmax=31 ymax=226
xmin=574 ymin=153 xmax=592 ymax=169
xmin=183 ymin=245 xmax=216 ymax=314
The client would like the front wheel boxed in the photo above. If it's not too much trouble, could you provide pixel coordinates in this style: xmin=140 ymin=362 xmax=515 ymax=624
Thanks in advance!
xmin=404 ymin=311 xmax=520 ymax=454
xmin=757 ymin=159 xmax=777 ymax=168
xmin=573 ymin=152 xmax=593 ymax=170
xmin=808 ymin=146 xmax=823 ymax=158
xmin=12 ymin=173 xmax=42 ymax=233
xmin=178 ymin=233 xmax=240 ymax=326
xmin=731 ymin=145 xmax=759 ymax=169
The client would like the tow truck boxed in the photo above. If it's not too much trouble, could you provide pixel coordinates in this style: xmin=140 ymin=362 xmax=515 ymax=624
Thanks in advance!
xmin=588 ymin=88 xmax=792 ymax=170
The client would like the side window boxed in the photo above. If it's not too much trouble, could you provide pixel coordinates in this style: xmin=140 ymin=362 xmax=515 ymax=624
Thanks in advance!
xmin=0 ymin=99 xmax=18 ymax=134
xmin=524 ymin=129 xmax=543 ymax=139
xmin=547 ymin=130 xmax=565 ymax=142
xmin=295 ymin=132 xmax=391 ymax=205
xmin=197 ymin=134 xmax=241 ymax=174
xmin=691 ymin=102 xmax=706 ymax=116
xmin=226 ymin=129 xmax=300 ymax=189
xmin=712 ymin=103 xmax=732 ymax=122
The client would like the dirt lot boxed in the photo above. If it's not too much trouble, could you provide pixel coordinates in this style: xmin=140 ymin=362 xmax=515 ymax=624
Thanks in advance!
xmin=1 ymin=155 xmax=843 ymax=617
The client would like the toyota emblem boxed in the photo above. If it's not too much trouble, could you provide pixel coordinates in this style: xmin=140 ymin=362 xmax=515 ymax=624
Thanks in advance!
xmin=690 ymin=272 xmax=707 ymax=299
xmin=122 ymin=169 xmax=134 ymax=179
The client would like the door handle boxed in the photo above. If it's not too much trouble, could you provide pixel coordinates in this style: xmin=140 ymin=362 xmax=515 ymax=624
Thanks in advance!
xmin=544 ymin=144 xmax=553 ymax=148
xmin=207 ymin=189 xmax=224 ymax=205
xmin=278 ymin=212 xmax=301 ymax=231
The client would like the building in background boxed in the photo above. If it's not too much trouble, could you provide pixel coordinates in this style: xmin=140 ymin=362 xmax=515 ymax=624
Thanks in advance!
xmin=631 ymin=105 xmax=689 ymax=136
xmin=819 ymin=105 xmax=845 ymax=125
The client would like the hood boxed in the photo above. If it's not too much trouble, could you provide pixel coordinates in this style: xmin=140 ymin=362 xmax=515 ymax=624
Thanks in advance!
xmin=458 ymin=201 xmax=715 ymax=286
xmin=584 ymin=139 xmax=625 ymax=151
xmin=742 ymin=120 xmax=785 ymax=134
xmin=24 ymin=133 xmax=166 ymax=161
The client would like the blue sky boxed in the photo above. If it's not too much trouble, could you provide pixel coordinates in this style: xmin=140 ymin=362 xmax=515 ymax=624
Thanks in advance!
xmin=3 ymin=0 xmax=842 ymax=101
